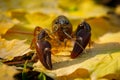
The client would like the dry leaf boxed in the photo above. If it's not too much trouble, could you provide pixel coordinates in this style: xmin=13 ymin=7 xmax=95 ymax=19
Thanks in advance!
xmin=0 ymin=37 xmax=31 ymax=60
xmin=0 ymin=63 xmax=18 ymax=80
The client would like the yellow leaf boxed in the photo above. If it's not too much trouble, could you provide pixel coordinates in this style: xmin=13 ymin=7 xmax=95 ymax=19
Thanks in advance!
xmin=0 ymin=14 xmax=16 ymax=35
xmin=115 ymin=5 xmax=120 ymax=15
xmin=0 ymin=22 xmax=14 ymax=35
xmin=99 ymin=32 xmax=120 ymax=43
xmin=64 ymin=0 xmax=109 ymax=19
xmin=25 ymin=12 xmax=56 ymax=29
xmin=90 ymin=52 xmax=120 ymax=79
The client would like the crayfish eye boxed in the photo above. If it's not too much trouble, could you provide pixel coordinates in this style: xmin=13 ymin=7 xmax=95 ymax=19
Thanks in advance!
xmin=65 ymin=20 xmax=69 ymax=25
xmin=55 ymin=21 xmax=59 ymax=24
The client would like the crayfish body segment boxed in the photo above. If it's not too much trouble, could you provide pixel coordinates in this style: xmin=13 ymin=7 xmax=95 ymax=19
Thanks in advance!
xmin=52 ymin=15 xmax=72 ymax=41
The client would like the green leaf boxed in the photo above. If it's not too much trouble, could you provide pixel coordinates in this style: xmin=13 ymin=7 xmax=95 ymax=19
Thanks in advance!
xmin=38 ymin=72 xmax=46 ymax=80
xmin=22 ymin=60 xmax=28 ymax=80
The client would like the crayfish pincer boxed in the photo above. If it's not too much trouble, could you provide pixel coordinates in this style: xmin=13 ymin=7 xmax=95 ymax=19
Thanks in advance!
xmin=31 ymin=15 xmax=91 ymax=70
xmin=71 ymin=21 xmax=91 ymax=58
xmin=30 ymin=27 xmax=52 ymax=70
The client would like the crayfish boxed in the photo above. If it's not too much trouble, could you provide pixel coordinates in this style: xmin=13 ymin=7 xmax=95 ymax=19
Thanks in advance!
xmin=30 ymin=15 xmax=91 ymax=70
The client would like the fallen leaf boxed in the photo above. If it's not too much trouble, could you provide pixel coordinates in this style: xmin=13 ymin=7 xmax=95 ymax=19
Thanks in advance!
xmin=25 ymin=12 xmax=56 ymax=29
xmin=59 ymin=0 xmax=110 ymax=19
xmin=0 ymin=37 xmax=31 ymax=60
xmin=115 ymin=5 xmax=120 ymax=15
xmin=99 ymin=32 xmax=120 ymax=43
xmin=0 ymin=14 xmax=17 ymax=35
xmin=0 ymin=62 xmax=18 ymax=80
xmin=87 ymin=17 xmax=120 ymax=40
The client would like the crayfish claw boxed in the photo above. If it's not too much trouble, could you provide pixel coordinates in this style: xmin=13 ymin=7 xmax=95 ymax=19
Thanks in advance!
xmin=32 ymin=28 xmax=53 ymax=70
xmin=36 ymin=40 xmax=52 ymax=70
xmin=71 ymin=21 xmax=91 ymax=59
